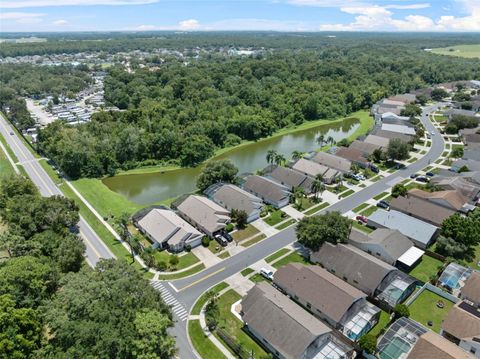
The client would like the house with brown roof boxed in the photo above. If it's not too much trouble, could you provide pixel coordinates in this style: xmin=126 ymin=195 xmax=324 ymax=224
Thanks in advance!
xmin=242 ymin=175 xmax=291 ymax=209
xmin=175 ymin=195 xmax=230 ymax=238
xmin=311 ymin=152 xmax=352 ymax=174
xmin=364 ymin=134 xmax=390 ymax=149
xmin=291 ymin=158 xmax=341 ymax=184
xmin=373 ymin=129 xmax=414 ymax=143
xmin=241 ymin=282 xmax=354 ymax=359
xmin=274 ymin=263 xmax=380 ymax=341
xmin=442 ymin=301 xmax=480 ymax=358
xmin=389 ymin=195 xmax=456 ymax=227
xmin=310 ymin=243 xmax=416 ymax=307
xmin=432 ymin=173 xmax=480 ymax=201
xmin=388 ymin=93 xmax=417 ymax=104
xmin=335 ymin=147 xmax=370 ymax=169
xmin=349 ymin=140 xmax=382 ymax=156
xmin=408 ymin=188 xmax=469 ymax=212
xmin=266 ymin=165 xmax=314 ymax=193
xmin=461 ymin=272 xmax=480 ymax=307
xmin=409 ymin=331 xmax=475 ymax=359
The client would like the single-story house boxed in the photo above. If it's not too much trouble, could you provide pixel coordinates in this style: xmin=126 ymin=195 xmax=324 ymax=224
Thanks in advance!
xmin=291 ymin=158 xmax=340 ymax=184
xmin=310 ymin=243 xmax=416 ymax=307
xmin=442 ymin=301 xmax=480 ymax=358
xmin=241 ymin=282 xmax=354 ymax=359
xmin=267 ymin=165 xmax=314 ymax=193
xmin=381 ymin=99 xmax=406 ymax=107
xmin=373 ymin=129 xmax=414 ymax=143
xmin=311 ymin=152 xmax=352 ymax=174
xmin=376 ymin=105 xmax=404 ymax=116
xmin=382 ymin=117 xmax=416 ymax=127
xmin=381 ymin=123 xmax=417 ymax=136
xmin=463 ymin=134 xmax=480 ymax=149
xmin=348 ymin=228 xmax=424 ymax=269
xmin=388 ymin=93 xmax=417 ymax=104
xmin=464 ymin=148 xmax=480 ymax=162
xmin=381 ymin=112 xmax=410 ymax=122
xmin=408 ymin=188 xmax=470 ymax=212
xmin=175 ymin=195 xmax=230 ymax=238
xmin=136 ymin=208 xmax=203 ymax=252
xmin=451 ymin=159 xmax=480 ymax=173
xmin=367 ymin=209 xmax=438 ymax=249
xmin=389 ymin=195 xmax=456 ymax=227
xmin=349 ymin=140 xmax=382 ymax=156
xmin=432 ymin=173 xmax=480 ymax=201
xmin=335 ymin=147 xmax=370 ymax=168
xmin=242 ymin=175 xmax=290 ymax=209
xmin=445 ymin=108 xmax=479 ymax=120
xmin=205 ymin=183 xmax=263 ymax=224
xmin=363 ymin=134 xmax=390 ymax=149
xmin=274 ymin=263 xmax=380 ymax=341
xmin=460 ymin=271 xmax=480 ymax=307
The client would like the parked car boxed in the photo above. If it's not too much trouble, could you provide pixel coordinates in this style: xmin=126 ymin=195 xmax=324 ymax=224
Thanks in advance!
xmin=415 ymin=176 xmax=429 ymax=183
xmin=260 ymin=268 xmax=274 ymax=281
xmin=369 ymin=164 xmax=379 ymax=173
xmin=430 ymin=131 xmax=435 ymax=136
xmin=410 ymin=173 xmax=419 ymax=179
xmin=214 ymin=234 xmax=228 ymax=247
xmin=356 ymin=215 xmax=368 ymax=224
xmin=220 ymin=230 xmax=233 ymax=242
xmin=377 ymin=200 xmax=390 ymax=209
xmin=351 ymin=173 xmax=364 ymax=181
xmin=394 ymin=163 xmax=406 ymax=170
xmin=425 ymin=171 xmax=435 ymax=177
xmin=9 ymin=131 xmax=14 ymax=135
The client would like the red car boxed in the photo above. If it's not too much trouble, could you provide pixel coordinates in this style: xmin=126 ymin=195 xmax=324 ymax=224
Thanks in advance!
xmin=356 ymin=215 xmax=368 ymax=224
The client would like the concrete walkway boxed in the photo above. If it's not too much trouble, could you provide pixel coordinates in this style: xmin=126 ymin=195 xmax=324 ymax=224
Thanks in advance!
xmin=192 ymin=246 xmax=222 ymax=267
xmin=225 ymin=273 xmax=254 ymax=296
xmin=251 ymin=218 xmax=279 ymax=237
xmin=198 ymin=309 xmax=235 ymax=359
xmin=282 ymin=205 xmax=304 ymax=220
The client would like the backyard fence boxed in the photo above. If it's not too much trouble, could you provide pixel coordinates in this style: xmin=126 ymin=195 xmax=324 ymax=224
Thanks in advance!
xmin=217 ymin=328 xmax=255 ymax=359
xmin=405 ymin=283 xmax=459 ymax=306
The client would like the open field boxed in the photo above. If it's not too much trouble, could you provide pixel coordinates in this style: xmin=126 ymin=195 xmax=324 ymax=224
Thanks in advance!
xmin=431 ymin=44 xmax=480 ymax=59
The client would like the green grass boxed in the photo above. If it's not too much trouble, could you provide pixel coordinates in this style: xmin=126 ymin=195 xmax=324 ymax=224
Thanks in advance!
xmin=215 ymin=290 xmax=268 ymax=358
xmin=370 ymin=175 xmax=382 ymax=182
xmin=264 ymin=209 xmax=289 ymax=226
xmin=275 ymin=218 xmax=296 ymax=230
xmin=408 ymin=290 xmax=454 ymax=333
xmin=407 ymin=157 xmax=417 ymax=163
xmin=352 ymin=221 xmax=374 ymax=233
xmin=373 ymin=192 xmax=388 ymax=200
xmin=240 ymin=268 xmax=254 ymax=277
xmin=0 ymin=145 xmax=15 ymax=178
xmin=265 ymin=248 xmax=291 ymax=263
xmin=231 ymin=225 xmax=259 ymax=242
xmin=368 ymin=311 xmax=391 ymax=338
xmin=431 ymin=44 xmax=480 ymax=59
xmin=408 ymin=255 xmax=444 ymax=283
xmin=207 ymin=239 xmax=226 ymax=255
xmin=218 ymin=251 xmax=230 ymax=259
xmin=360 ymin=206 xmax=378 ymax=217
xmin=346 ymin=110 xmax=375 ymax=141
xmin=242 ymin=234 xmax=266 ymax=247
xmin=295 ymin=197 xmax=316 ymax=210
xmin=191 ymin=282 xmax=229 ymax=315
xmin=0 ymin=132 xmax=18 ymax=163
xmin=71 ymin=178 xmax=143 ymax=219
xmin=249 ymin=273 xmax=267 ymax=283
xmin=158 ymin=263 xmax=205 ymax=280
xmin=339 ymin=189 xmax=354 ymax=198
xmin=153 ymin=250 xmax=200 ymax=270
xmin=272 ymin=251 xmax=309 ymax=269
xmin=468 ymin=244 xmax=480 ymax=271
xmin=304 ymin=202 xmax=330 ymax=215
xmin=188 ymin=320 xmax=227 ymax=359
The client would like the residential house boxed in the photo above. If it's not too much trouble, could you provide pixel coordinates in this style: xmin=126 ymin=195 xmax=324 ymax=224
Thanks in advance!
xmin=438 ymin=263 xmax=473 ymax=294
xmin=274 ymin=263 xmax=380 ymax=341
xmin=242 ymin=175 xmax=290 ymax=208
xmin=451 ymin=159 xmax=480 ymax=173
xmin=461 ymin=272 xmax=480 ymax=307
xmin=389 ymin=195 xmax=456 ymax=227
xmin=463 ymin=133 xmax=480 ymax=149
xmin=310 ymin=243 xmax=416 ymax=307
xmin=464 ymin=148 xmax=480 ymax=162
xmin=349 ymin=140 xmax=382 ymax=156
xmin=373 ymin=129 xmax=414 ymax=143
xmin=381 ymin=112 xmax=410 ymax=122
xmin=267 ymin=165 xmax=314 ymax=193
xmin=432 ymin=173 xmax=480 ymax=201
xmin=241 ymin=282 xmax=354 ymax=359
xmin=136 ymin=208 xmax=203 ymax=252
xmin=381 ymin=123 xmax=416 ymax=136
xmin=408 ymin=188 xmax=470 ymax=212
xmin=382 ymin=117 xmax=415 ymax=127
xmin=311 ymin=152 xmax=352 ymax=174
xmin=445 ymin=108 xmax=479 ymax=120
xmin=364 ymin=134 xmax=390 ymax=149
xmin=175 ymin=195 xmax=230 ymax=238
xmin=367 ymin=209 xmax=438 ymax=249
xmin=388 ymin=93 xmax=417 ymax=104
xmin=291 ymin=158 xmax=340 ymax=184
xmin=335 ymin=147 xmax=370 ymax=168
xmin=381 ymin=99 xmax=406 ymax=107
xmin=442 ymin=301 xmax=480 ymax=358
xmin=205 ymin=183 xmax=263 ymax=223
xmin=348 ymin=228 xmax=424 ymax=269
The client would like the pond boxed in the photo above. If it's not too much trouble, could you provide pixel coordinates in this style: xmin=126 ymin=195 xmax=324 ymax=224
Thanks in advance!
xmin=102 ymin=117 xmax=360 ymax=205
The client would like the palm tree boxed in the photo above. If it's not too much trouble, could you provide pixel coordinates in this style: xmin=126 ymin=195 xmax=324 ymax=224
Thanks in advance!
xmin=291 ymin=150 xmax=304 ymax=161
xmin=312 ymin=177 xmax=326 ymax=202
xmin=274 ymin=153 xmax=286 ymax=166
xmin=327 ymin=136 xmax=336 ymax=146
xmin=266 ymin=149 xmax=277 ymax=165
xmin=293 ymin=187 xmax=306 ymax=210
xmin=316 ymin=134 xmax=325 ymax=148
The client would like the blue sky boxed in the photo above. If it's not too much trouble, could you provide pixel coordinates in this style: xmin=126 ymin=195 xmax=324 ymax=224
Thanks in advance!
xmin=0 ymin=0 xmax=479 ymax=32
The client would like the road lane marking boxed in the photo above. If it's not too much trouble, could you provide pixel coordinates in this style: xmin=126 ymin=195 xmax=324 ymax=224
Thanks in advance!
xmin=178 ymin=267 xmax=225 ymax=292
xmin=168 ymin=281 xmax=179 ymax=293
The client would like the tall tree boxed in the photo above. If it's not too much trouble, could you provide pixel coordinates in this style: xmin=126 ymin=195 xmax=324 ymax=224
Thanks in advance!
xmin=196 ymin=160 xmax=239 ymax=191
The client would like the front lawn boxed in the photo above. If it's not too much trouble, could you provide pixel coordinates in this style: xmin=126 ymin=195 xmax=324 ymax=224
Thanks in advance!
xmin=153 ymin=250 xmax=200 ymax=270
xmin=294 ymin=197 xmax=316 ymax=210
xmin=188 ymin=320 xmax=227 ymax=359
xmin=191 ymin=281 xmax=229 ymax=315
xmin=374 ymin=192 xmax=388 ymax=200
xmin=264 ymin=209 xmax=289 ymax=226
xmin=304 ymin=202 xmax=330 ymax=215
xmin=408 ymin=290 xmax=454 ymax=333
xmin=158 ymin=263 xmax=205 ymax=280
xmin=408 ymin=255 xmax=444 ymax=283
xmin=276 ymin=218 xmax=296 ymax=230
xmin=360 ymin=206 xmax=378 ymax=217
xmin=265 ymin=248 xmax=291 ymax=263
xmin=272 ymin=252 xmax=309 ymax=269
xmin=232 ymin=225 xmax=259 ymax=242
xmin=249 ymin=273 xmax=267 ymax=283
xmin=352 ymin=221 xmax=374 ymax=233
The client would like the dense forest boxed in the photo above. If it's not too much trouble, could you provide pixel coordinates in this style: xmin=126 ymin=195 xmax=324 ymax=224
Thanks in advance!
xmin=38 ymin=38 xmax=480 ymax=178
xmin=0 ymin=175 xmax=175 ymax=358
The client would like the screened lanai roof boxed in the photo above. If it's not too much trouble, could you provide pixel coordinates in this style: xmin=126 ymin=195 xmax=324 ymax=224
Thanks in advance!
xmin=438 ymin=262 xmax=473 ymax=291
xmin=377 ymin=317 xmax=427 ymax=359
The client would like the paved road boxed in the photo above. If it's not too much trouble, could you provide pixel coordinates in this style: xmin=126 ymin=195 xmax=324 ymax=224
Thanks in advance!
xmin=0 ymin=113 xmax=113 ymax=267
xmin=163 ymin=104 xmax=445 ymax=359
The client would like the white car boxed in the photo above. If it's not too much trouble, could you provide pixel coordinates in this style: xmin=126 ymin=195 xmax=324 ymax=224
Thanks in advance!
xmin=260 ymin=268 xmax=274 ymax=281
xmin=430 ymin=131 xmax=435 ymax=136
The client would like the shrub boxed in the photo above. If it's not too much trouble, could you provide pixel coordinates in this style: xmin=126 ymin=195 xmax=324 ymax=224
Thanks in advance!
xmin=394 ymin=304 xmax=410 ymax=319
xmin=201 ymin=236 xmax=210 ymax=247
xmin=185 ymin=244 xmax=192 ymax=252
xmin=225 ymin=223 xmax=234 ymax=232
xmin=359 ymin=334 xmax=377 ymax=354
xmin=169 ymin=255 xmax=179 ymax=268
xmin=155 ymin=260 xmax=168 ymax=271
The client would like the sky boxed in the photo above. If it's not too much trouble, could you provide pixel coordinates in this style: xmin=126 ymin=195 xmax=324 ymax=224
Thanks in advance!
xmin=0 ymin=0 xmax=479 ymax=33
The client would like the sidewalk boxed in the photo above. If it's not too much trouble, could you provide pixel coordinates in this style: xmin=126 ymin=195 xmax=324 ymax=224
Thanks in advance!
xmin=192 ymin=246 xmax=222 ymax=267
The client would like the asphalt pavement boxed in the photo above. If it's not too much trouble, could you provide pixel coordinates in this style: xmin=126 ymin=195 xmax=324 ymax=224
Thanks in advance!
xmin=0 ymin=113 xmax=113 ymax=267
xmin=167 ymin=103 xmax=445 ymax=359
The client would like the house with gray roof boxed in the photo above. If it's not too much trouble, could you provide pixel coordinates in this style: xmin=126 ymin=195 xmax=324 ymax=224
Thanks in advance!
xmin=388 ymin=93 xmax=417 ymax=104
xmin=242 ymin=175 xmax=290 ymax=208
xmin=205 ymin=183 xmax=263 ymax=223
xmin=381 ymin=123 xmax=416 ymax=136
xmin=348 ymin=228 xmax=424 ymax=269
xmin=310 ymin=243 xmax=417 ymax=307
xmin=291 ymin=158 xmax=341 ymax=184
xmin=366 ymin=209 xmax=438 ymax=248
xmin=175 ymin=195 xmax=230 ymax=238
xmin=311 ymin=152 xmax=352 ymax=174
xmin=267 ymin=165 xmax=314 ymax=193
xmin=432 ymin=173 xmax=480 ymax=201
xmin=445 ymin=108 xmax=479 ymax=120
xmin=136 ymin=208 xmax=203 ymax=252
xmin=364 ymin=134 xmax=390 ymax=149
xmin=349 ymin=140 xmax=382 ymax=156
xmin=274 ymin=263 xmax=380 ymax=341
xmin=408 ymin=188 xmax=470 ymax=212
xmin=373 ymin=129 xmax=414 ymax=143
xmin=241 ymin=282 xmax=354 ymax=359
xmin=451 ymin=159 xmax=480 ymax=173
xmin=464 ymin=148 xmax=480 ymax=162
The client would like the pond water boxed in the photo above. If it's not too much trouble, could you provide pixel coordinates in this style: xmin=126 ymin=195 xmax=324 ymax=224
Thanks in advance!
xmin=102 ymin=118 xmax=360 ymax=205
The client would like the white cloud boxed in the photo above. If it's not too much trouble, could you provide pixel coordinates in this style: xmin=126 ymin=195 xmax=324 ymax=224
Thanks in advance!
xmin=385 ymin=3 xmax=430 ymax=10
xmin=179 ymin=19 xmax=200 ymax=30
xmin=0 ymin=0 xmax=157 ymax=8
xmin=0 ymin=11 xmax=46 ymax=24
xmin=53 ymin=19 xmax=68 ymax=25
